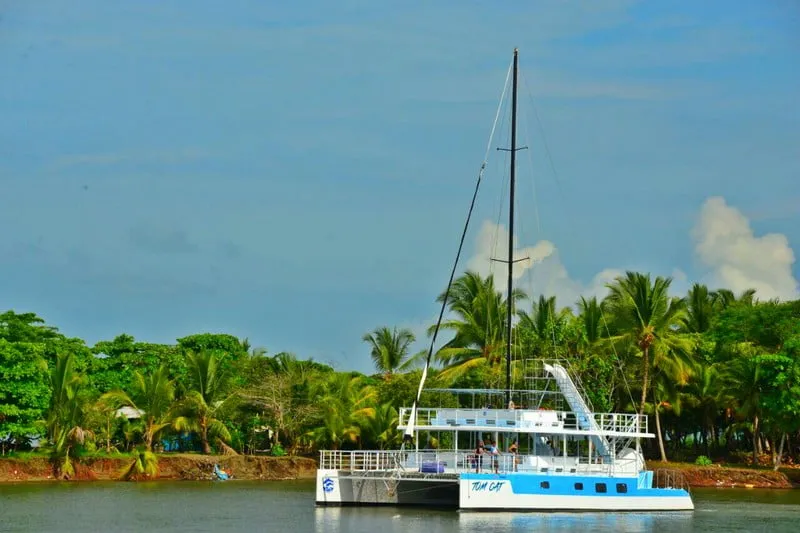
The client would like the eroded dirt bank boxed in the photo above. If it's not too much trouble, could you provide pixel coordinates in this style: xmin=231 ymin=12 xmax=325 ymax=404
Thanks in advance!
xmin=0 ymin=454 xmax=317 ymax=482
xmin=648 ymin=461 xmax=798 ymax=489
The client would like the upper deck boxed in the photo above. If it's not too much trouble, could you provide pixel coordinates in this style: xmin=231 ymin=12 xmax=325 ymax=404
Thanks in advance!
xmin=398 ymin=407 xmax=652 ymax=438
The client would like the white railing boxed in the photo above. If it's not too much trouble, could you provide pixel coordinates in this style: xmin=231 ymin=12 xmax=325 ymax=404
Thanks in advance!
xmin=319 ymin=449 xmax=641 ymax=477
xmin=397 ymin=408 xmax=648 ymax=434
xmin=318 ymin=450 xmax=404 ymax=471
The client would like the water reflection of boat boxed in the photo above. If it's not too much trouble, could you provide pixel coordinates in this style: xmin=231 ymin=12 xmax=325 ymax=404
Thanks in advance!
xmin=315 ymin=48 xmax=693 ymax=513
xmin=458 ymin=510 xmax=694 ymax=532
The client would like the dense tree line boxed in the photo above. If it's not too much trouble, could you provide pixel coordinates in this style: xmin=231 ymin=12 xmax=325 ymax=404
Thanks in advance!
xmin=0 ymin=315 xmax=402 ymax=478
xmin=1 ymin=270 xmax=798 ymax=477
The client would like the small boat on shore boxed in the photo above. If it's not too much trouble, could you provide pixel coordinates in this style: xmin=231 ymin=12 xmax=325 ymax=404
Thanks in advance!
xmin=315 ymin=48 xmax=693 ymax=512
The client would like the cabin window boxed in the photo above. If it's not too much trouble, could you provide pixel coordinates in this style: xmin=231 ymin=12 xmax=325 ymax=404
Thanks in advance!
xmin=595 ymin=483 xmax=607 ymax=493
xmin=616 ymin=483 xmax=628 ymax=494
xmin=540 ymin=481 xmax=550 ymax=489
xmin=574 ymin=483 xmax=583 ymax=490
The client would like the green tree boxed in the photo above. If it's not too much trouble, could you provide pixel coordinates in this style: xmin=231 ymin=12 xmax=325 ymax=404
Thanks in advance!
xmin=685 ymin=284 xmax=716 ymax=334
xmin=173 ymin=351 xmax=233 ymax=454
xmin=0 ymin=311 xmax=59 ymax=343
xmin=239 ymin=368 xmax=320 ymax=452
xmin=46 ymin=352 xmax=93 ymax=478
xmin=102 ymin=366 xmax=176 ymax=451
xmin=177 ymin=333 xmax=249 ymax=388
xmin=305 ymin=373 xmax=376 ymax=450
xmin=120 ymin=448 xmax=159 ymax=480
xmin=0 ymin=340 xmax=50 ymax=452
xmin=90 ymin=334 xmax=183 ymax=394
xmin=431 ymin=271 xmax=525 ymax=384
xmin=605 ymin=272 xmax=692 ymax=416
xmin=362 ymin=326 xmax=417 ymax=377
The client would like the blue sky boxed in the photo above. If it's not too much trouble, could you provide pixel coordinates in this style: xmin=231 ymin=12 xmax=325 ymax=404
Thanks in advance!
xmin=1 ymin=0 xmax=798 ymax=372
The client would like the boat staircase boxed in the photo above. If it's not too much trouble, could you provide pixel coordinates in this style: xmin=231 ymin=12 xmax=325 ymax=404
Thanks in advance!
xmin=543 ymin=363 xmax=613 ymax=461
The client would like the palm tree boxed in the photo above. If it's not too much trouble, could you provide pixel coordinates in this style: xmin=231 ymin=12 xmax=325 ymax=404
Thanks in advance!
xmin=359 ymin=403 xmax=401 ymax=449
xmin=362 ymin=326 xmax=416 ymax=377
xmin=573 ymin=296 xmax=617 ymax=413
xmin=685 ymin=284 xmax=716 ymax=334
xmin=714 ymin=288 xmax=757 ymax=310
xmin=650 ymin=368 xmax=685 ymax=462
xmin=102 ymin=366 xmax=175 ymax=451
xmin=120 ymin=448 xmax=159 ymax=480
xmin=431 ymin=271 xmax=525 ymax=383
xmin=726 ymin=354 xmax=763 ymax=465
xmin=605 ymin=272 xmax=693 ymax=416
xmin=693 ymin=362 xmax=727 ymax=457
xmin=46 ymin=352 xmax=93 ymax=478
xmin=173 ymin=351 xmax=232 ymax=454
xmin=518 ymin=295 xmax=569 ymax=345
xmin=578 ymin=296 xmax=606 ymax=347
xmin=305 ymin=373 xmax=376 ymax=450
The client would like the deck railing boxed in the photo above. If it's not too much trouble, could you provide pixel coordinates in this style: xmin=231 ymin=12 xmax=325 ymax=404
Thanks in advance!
xmin=319 ymin=449 xmax=641 ymax=477
xmin=398 ymin=407 xmax=648 ymax=434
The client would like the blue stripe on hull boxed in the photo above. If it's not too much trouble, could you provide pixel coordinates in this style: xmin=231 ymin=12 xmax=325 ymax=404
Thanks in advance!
xmin=459 ymin=472 xmax=688 ymax=498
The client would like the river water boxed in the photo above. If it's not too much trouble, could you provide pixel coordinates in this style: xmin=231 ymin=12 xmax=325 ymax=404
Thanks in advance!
xmin=1 ymin=481 xmax=799 ymax=532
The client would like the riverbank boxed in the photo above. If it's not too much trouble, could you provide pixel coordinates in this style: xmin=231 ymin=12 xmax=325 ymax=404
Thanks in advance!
xmin=648 ymin=461 xmax=800 ymax=489
xmin=0 ymin=454 xmax=317 ymax=482
xmin=2 ymin=455 xmax=798 ymax=488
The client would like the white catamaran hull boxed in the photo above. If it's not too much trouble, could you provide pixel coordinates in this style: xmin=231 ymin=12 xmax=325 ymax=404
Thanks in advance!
xmin=459 ymin=482 xmax=693 ymax=511
xmin=458 ymin=474 xmax=693 ymax=511
xmin=316 ymin=470 xmax=693 ymax=511
xmin=316 ymin=470 xmax=458 ymax=507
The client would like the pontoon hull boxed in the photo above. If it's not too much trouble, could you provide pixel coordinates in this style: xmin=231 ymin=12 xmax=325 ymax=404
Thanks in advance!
xmin=459 ymin=473 xmax=694 ymax=511
xmin=316 ymin=470 xmax=693 ymax=511
xmin=316 ymin=469 xmax=458 ymax=507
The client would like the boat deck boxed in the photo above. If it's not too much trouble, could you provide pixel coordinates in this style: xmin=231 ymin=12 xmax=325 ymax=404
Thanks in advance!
xmin=398 ymin=407 xmax=652 ymax=437
xmin=319 ymin=449 xmax=641 ymax=479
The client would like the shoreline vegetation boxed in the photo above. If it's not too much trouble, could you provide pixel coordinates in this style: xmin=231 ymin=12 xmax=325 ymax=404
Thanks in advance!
xmin=1 ymin=271 xmax=799 ymax=488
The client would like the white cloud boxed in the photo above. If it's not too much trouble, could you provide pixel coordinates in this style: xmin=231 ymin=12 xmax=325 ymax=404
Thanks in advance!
xmin=692 ymin=197 xmax=799 ymax=300
xmin=462 ymin=196 xmax=799 ymax=309
xmin=466 ymin=220 xmax=622 ymax=308
xmin=467 ymin=221 xmax=556 ymax=282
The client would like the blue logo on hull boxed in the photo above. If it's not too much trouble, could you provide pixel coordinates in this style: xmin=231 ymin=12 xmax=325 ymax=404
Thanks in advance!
xmin=472 ymin=481 xmax=505 ymax=492
xmin=322 ymin=477 xmax=335 ymax=492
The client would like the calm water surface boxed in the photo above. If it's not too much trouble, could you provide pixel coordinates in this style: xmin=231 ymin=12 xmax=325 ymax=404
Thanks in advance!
xmin=1 ymin=481 xmax=799 ymax=532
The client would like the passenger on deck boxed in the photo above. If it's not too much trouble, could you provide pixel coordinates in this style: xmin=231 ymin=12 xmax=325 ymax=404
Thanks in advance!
xmin=474 ymin=440 xmax=485 ymax=473
xmin=487 ymin=440 xmax=499 ymax=474
xmin=508 ymin=440 xmax=519 ymax=472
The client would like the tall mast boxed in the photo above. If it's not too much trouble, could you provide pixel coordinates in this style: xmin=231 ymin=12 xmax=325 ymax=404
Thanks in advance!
xmin=505 ymin=48 xmax=519 ymax=405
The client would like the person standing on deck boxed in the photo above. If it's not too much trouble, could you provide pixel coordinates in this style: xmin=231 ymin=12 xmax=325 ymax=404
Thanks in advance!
xmin=487 ymin=440 xmax=499 ymax=474
xmin=475 ymin=440 xmax=485 ymax=473
xmin=508 ymin=440 xmax=519 ymax=472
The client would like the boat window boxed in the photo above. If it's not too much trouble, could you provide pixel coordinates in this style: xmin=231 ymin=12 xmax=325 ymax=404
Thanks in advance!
xmin=616 ymin=483 xmax=628 ymax=494
xmin=595 ymin=483 xmax=607 ymax=493
xmin=574 ymin=483 xmax=583 ymax=490
xmin=540 ymin=481 xmax=550 ymax=489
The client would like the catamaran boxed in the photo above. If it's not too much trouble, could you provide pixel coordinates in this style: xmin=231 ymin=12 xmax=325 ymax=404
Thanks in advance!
xmin=316 ymin=49 xmax=694 ymax=512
